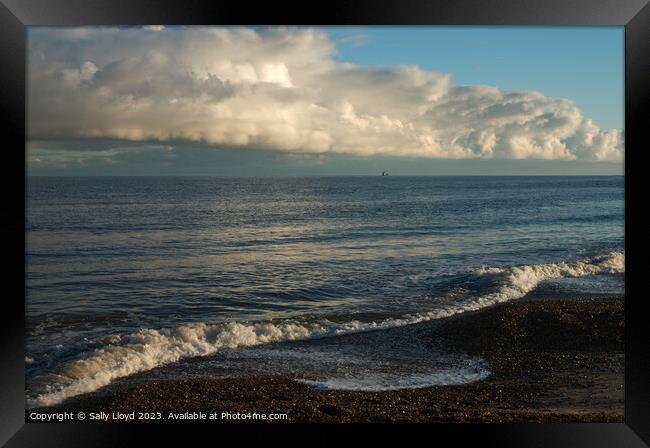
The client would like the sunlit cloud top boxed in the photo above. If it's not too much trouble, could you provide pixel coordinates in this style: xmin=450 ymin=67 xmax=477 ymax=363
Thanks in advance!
xmin=28 ymin=26 xmax=623 ymax=162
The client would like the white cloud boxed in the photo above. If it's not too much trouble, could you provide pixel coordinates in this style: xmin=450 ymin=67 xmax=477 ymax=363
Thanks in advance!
xmin=28 ymin=26 xmax=623 ymax=162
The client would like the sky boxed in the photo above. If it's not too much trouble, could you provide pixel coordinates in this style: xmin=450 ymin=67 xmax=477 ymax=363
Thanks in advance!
xmin=27 ymin=26 xmax=624 ymax=176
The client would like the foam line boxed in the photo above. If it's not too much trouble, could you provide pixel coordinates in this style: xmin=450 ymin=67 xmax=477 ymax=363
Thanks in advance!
xmin=27 ymin=251 xmax=624 ymax=408
xmin=298 ymin=366 xmax=491 ymax=391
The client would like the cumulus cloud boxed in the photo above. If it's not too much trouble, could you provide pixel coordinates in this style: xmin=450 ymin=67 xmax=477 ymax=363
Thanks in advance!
xmin=28 ymin=26 xmax=623 ymax=161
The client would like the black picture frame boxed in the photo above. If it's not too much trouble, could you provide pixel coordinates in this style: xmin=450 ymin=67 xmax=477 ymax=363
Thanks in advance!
xmin=1 ymin=0 xmax=648 ymax=446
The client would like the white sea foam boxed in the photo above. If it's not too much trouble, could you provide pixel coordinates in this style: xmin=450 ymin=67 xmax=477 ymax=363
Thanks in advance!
xmin=27 ymin=251 xmax=624 ymax=408
xmin=298 ymin=365 xmax=491 ymax=392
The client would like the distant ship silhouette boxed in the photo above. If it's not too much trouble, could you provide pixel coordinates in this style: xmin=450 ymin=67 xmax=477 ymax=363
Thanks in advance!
xmin=381 ymin=171 xmax=389 ymax=176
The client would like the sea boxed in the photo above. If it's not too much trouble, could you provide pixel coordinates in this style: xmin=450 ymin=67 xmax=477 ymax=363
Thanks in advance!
xmin=25 ymin=176 xmax=625 ymax=408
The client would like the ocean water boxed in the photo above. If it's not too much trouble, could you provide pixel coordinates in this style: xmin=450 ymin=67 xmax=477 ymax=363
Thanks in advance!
xmin=25 ymin=176 xmax=624 ymax=407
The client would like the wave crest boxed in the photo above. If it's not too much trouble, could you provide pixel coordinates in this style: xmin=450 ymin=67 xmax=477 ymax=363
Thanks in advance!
xmin=27 ymin=251 xmax=624 ymax=408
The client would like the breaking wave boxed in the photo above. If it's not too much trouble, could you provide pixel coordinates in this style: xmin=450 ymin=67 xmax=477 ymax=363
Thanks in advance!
xmin=27 ymin=251 xmax=624 ymax=408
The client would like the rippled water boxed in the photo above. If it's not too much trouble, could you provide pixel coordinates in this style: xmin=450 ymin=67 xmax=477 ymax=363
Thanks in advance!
xmin=26 ymin=176 xmax=624 ymax=406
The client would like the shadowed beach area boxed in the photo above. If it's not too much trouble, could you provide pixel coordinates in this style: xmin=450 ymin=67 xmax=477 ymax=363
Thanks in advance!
xmin=34 ymin=295 xmax=624 ymax=423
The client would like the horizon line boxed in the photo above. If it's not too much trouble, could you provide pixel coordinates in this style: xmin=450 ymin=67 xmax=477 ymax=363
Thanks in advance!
xmin=25 ymin=174 xmax=625 ymax=178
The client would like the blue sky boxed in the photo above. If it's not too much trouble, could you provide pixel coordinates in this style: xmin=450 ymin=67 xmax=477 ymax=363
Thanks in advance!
xmin=325 ymin=27 xmax=624 ymax=131
xmin=28 ymin=26 xmax=624 ymax=176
